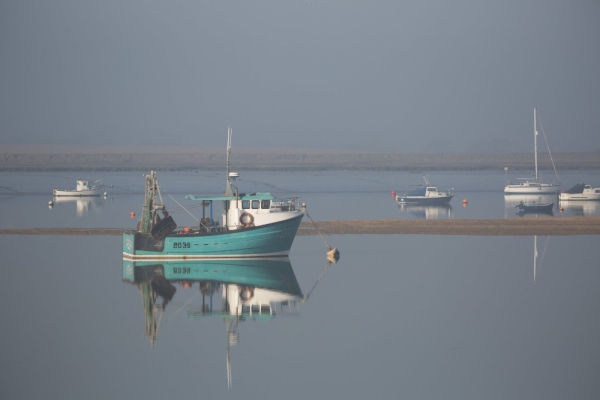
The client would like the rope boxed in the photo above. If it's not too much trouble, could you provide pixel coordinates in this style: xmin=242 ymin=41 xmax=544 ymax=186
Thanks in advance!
xmin=305 ymin=210 xmax=333 ymax=251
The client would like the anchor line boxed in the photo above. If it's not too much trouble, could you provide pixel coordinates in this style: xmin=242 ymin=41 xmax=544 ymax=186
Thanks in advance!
xmin=305 ymin=211 xmax=333 ymax=251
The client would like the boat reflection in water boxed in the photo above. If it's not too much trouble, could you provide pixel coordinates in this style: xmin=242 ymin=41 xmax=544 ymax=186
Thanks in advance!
xmin=49 ymin=196 xmax=105 ymax=216
xmin=503 ymin=194 xmax=555 ymax=217
xmin=557 ymin=200 xmax=600 ymax=217
xmin=397 ymin=204 xmax=453 ymax=219
xmin=123 ymin=257 xmax=308 ymax=388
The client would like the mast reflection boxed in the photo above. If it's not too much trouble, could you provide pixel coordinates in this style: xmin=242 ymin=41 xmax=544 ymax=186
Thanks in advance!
xmin=533 ymin=235 xmax=550 ymax=284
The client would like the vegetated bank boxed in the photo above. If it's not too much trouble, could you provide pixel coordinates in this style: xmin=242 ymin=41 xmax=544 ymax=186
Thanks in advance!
xmin=1 ymin=149 xmax=599 ymax=171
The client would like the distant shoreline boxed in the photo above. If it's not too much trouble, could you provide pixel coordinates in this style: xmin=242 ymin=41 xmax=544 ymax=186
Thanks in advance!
xmin=1 ymin=145 xmax=599 ymax=171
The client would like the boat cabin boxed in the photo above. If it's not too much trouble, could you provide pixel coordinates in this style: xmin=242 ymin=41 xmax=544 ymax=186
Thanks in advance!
xmin=185 ymin=192 xmax=302 ymax=232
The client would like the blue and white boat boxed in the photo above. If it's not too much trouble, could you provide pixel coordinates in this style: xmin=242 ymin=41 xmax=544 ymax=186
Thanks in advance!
xmin=123 ymin=127 xmax=305 ymax=260
xmin=396 ymin=176 xmax=453 ymax=205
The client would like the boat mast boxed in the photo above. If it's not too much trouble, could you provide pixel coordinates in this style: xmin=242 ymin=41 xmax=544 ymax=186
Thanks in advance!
xmin=225 ymin=126 xmax=234 ymax=196
xmin=534 ymin=107 xmax=538 ymax=182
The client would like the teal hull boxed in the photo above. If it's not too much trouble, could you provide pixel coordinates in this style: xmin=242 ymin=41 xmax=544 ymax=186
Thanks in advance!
xmin=123 ymin=214 xmax=303 ymax=260
xmin=123 ymin=257 xmax=302 ymax=297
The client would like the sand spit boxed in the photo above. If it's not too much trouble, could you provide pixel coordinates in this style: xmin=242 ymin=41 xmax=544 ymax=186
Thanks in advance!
xmin=2 ymin=217 xmax=599 ymax=236
xmin=298 ymin=217 xmax=600 ymax=236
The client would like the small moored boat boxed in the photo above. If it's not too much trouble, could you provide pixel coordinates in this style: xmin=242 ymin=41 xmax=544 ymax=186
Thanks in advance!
xmin=515 ymin=200 xmax=554 ymax=215
xmin=559 ymin=183 xmax=600 ymax=201
xmin=396 ymin=176 xmax=453 ymax=205
xmin=53 ymin=179 xmax=104 ymax=197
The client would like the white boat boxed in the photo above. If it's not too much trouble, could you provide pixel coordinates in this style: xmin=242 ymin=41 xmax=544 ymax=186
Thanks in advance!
xmin=504 ymin=107 xmax=560 ymax=194
xmin=559 ymin=183 xmax=600 ymax=201
xmin=53 ymin=179 xmax=104 ymax=197
xmin=396 ymin=176 xmax=453 ymax=205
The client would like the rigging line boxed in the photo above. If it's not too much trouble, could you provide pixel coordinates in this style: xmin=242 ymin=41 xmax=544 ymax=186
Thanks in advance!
xmin=166 ymin=203 xmax=204 ymax=213
xmin=536 ymin=112 xmax=560 ymax=182
xmin=168 ymin=194 xmax=200 ymax=222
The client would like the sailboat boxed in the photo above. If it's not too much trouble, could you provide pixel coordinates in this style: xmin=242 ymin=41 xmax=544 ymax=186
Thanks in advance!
xmin=504 ymin=107 xmax=560 ymax=194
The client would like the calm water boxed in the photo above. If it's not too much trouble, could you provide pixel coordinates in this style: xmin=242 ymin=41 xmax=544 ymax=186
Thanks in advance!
xmin=1 ymin=170 xmax=600 ymax=229
xmin=1 ymin=170 xmax=599 ymax=399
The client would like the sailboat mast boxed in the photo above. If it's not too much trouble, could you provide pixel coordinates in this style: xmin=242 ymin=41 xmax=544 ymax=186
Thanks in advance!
xmin=534 ymin=107 xmax=538 ymax=182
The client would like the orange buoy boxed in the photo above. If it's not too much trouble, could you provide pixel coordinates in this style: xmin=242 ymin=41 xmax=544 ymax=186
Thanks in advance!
xmin=130 ymin=211 xmax=135 ymax=218
xmin=391 ymin=190 xmax=396 ymax=197
xmin=462 ymin=199 xmax=468 ymax=204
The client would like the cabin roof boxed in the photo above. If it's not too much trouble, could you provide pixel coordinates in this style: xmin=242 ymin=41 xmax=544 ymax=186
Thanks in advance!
xmin=186 ymin=192 xmax=276 ymax=201
xmin=564 ymin=183 xmax=586 ymax=194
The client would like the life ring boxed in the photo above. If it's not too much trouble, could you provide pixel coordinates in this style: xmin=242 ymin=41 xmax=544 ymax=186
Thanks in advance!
xmin=240 ymin=212 xmax=254 ymax=226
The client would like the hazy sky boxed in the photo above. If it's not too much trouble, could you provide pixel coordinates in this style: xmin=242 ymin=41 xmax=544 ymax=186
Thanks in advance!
xmin=1 ymin=1 xmax=599 ymax=153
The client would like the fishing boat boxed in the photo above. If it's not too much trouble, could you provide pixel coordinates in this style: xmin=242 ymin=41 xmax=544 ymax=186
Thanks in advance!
xmin=504 ymin=107 xmax=560 ymax=194
xmin=515 ymin=200 xmax=554 ymax=215
xmin=559 ymin=183 xmax=600 ymax=201
xmin=53 ymin=179 xmax=104 ymax=196
xmin=396 ymin=176 xmax=453 ymax=205
xmin=123 ymin=127 xmax=305 ymax=260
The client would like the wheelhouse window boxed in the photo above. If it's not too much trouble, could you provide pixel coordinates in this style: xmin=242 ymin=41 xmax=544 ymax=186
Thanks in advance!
xmin=261 ymin=200 xmax=271 ymax=209
xmin=242 ymin=200 xmax=250 ymax=209
xmin=252 ymin=200 xmax=259 ymax=209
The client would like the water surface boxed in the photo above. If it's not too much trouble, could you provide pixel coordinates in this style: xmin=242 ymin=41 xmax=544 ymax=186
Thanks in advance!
xmin=1 ymin=170 xmax=599 ymax=399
